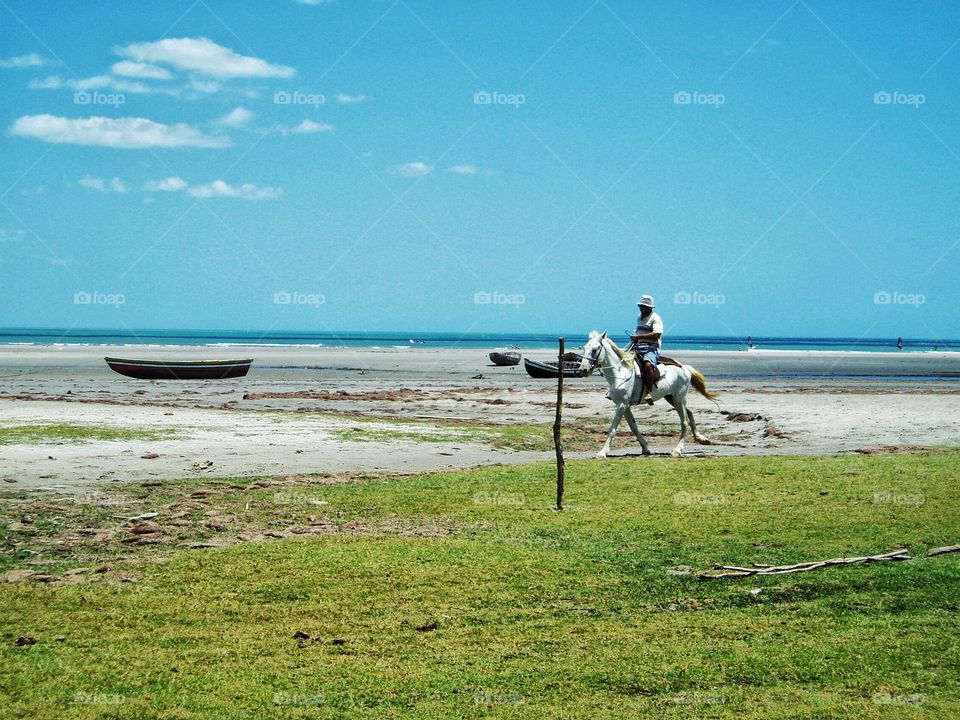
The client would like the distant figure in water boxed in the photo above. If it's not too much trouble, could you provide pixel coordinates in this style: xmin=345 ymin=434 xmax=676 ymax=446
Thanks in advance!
xmin=897 ymin=337 xmax=904 ymax=351
xmin=747 ymin=335 xmax=755 ymax=349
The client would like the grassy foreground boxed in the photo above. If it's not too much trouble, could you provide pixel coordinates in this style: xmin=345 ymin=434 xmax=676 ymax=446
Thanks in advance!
xmin=2 ymin=451 xmax=959 ymax=719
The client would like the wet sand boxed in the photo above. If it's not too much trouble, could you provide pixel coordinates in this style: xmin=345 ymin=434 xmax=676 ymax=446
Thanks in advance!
xmin=1 ymin=345 xmax=958 ymax=491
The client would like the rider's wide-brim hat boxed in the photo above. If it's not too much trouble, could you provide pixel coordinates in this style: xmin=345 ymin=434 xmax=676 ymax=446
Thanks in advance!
xmin=636 ymin=295 xmax=655 ymax=307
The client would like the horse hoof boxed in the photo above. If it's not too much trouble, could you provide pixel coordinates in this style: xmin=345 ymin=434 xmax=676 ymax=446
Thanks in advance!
xmin=671 ymin=449 xmax=683 ymax=458
xmin=642 ymin=449 xmax=652 ymax=456
xmin=596 ymin=451 xmax=608 ymax=459
xmin=697 ymin=437 xmax=712 ymax=445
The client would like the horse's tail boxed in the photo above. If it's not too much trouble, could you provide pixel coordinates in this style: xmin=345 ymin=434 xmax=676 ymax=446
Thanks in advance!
xmin=686 ymin=365 xmax=719 ymax=402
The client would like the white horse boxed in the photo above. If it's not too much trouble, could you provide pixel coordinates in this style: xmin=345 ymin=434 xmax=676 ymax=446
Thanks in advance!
xmin=578 ymin=331 xmax=718 ymax=458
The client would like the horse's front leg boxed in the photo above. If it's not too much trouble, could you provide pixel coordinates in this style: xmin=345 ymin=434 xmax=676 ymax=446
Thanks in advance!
xmin=597 ymin=403 xmax=626 ymax=458
xmin=623 ymin=407 xmax=650 ymax=455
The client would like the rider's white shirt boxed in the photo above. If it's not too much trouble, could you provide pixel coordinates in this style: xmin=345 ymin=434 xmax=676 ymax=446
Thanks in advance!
xmin=636 ymin=312 xmax=663 ymax=349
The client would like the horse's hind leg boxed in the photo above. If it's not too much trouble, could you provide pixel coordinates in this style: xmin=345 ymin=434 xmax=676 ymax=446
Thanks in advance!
xmin=686 ymin=408 xmax=711 ymax=444
xmin=624 ymin=407 xmax=650 ymax=455
xmin=671 ymin=400 xmax=688 ymax=457
xmin=598 ymin=404 xmax=626 ymax=459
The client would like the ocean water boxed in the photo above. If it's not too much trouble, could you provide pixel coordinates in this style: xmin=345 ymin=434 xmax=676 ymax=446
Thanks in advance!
xmin=0 ymin=328 xmax=957 ymax=352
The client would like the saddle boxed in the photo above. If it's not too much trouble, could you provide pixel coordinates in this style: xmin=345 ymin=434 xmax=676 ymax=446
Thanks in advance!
xmin=626 ymin=351 xmax=682 ymax=379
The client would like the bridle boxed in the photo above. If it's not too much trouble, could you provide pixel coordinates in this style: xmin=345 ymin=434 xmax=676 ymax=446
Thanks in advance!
xmin=581 ymin=337 xmax=617 ymax=375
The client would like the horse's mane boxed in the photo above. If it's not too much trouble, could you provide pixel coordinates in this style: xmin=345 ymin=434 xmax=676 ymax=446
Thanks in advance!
xmin=610 ymin=342 xmax=635 ymax=366
xmin=599 ymin=335 xmax=635 ymax=366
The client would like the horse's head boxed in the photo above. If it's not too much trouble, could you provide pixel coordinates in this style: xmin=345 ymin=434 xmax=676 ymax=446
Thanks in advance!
xmin=578 ymin=331 xmax=607 ymax=376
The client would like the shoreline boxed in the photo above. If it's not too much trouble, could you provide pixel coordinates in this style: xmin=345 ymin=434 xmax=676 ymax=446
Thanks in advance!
xmin=1 ymin=344 xmax=958 ymax=491
xmin=1 ymin=344 xmax=959 ymax=379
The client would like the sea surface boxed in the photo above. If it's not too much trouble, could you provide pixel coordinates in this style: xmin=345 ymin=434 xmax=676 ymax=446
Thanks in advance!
xmin=0 ymin=328 xmax=957 ymax=353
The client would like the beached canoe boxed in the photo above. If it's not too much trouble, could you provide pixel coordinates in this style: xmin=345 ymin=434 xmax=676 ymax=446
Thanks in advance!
xmin=489 ymin=351 xmax=522 ymax=366
xmin=105 ymin=357 xmax=253 ymax=380
xmin=523 ymin=357 xmax=585 ymax=379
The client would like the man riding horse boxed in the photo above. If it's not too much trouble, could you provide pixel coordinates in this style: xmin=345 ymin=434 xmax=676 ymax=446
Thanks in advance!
xmin=631 ymin=295 xmax=663 ymax=404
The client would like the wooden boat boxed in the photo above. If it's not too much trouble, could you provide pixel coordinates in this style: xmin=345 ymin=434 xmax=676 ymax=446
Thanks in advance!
xmin=105 ymin=357 xmax=253 ymax=380
xmin=489 ymin=350 xmax=522 ymax=366
xmin=523 ymin=357 xmax=585 ymax=379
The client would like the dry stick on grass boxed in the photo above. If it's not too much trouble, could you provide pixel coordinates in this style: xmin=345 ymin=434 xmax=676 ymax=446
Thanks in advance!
xmin=927 ymin=545 xmax=960 ymax=557
xmin=698 ymin=548 xmax=911 ymax=580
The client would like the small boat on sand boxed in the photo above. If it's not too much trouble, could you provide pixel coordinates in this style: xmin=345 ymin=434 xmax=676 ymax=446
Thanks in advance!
xmin=489 ymin=350 xmax=522 ymax=366
xmin=105 ymin=357 xmax=253 ymax=380
xmin=523 ymin=357 xmax=585 ymax=379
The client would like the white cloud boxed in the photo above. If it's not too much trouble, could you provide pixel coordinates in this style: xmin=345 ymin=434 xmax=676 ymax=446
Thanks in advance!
xmin=78 ymin=176 xmax=128 ymax=193
xmin=10 ymin=114 xmax=232 ymax=149
xmin=336 ymin=93 xmax=370 ymax=104
xmin=448 ymin=164 xmax=496 ymax=176
xmin=110 ymin=60 xmax=172 ymax=80
xmin=217 ymin=106 xmax=253 ymax=127
xmin=29 ymin=73 xmax=154 ymax=94
xmin=28 ymin=75 xmax=64 ymax=90
xmin=291 ymin=119 xmax=333 ymax=134
xmin=115 ymin=37 xmax=294 ymax=79
xmin=78 ymin=176 xmax=105 ymax=192
xmin=0 ymin=227 xmax=26 ymax=242
xmin=189 ymin=78 xmax=222 ymax=94
xmin=144 ymin=177 xmax=188 ymax=192
xmin=0 ymin=53 xmax=50 ymax=69
xmin=187 ymin=180 xmax=282 ymax=200
xmin=388 ymin=162 xmax=433 ymax=178
xmin=143 ymin=176 xmax=279 ymax=200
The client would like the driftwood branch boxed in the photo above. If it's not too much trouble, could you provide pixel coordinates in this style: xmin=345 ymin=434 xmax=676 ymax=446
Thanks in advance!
xmin=698 ymin=548 xmax=911 ymax=580
xmin=927 ymin=545 xmax=960 ymax=557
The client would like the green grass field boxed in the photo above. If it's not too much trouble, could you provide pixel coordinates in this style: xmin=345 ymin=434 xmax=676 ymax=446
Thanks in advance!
xmin=2 ymin=451 xmax=959 ymax=718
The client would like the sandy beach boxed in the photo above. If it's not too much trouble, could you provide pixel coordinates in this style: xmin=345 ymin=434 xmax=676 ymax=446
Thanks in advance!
xmin=1 ymin=344 xmax=958 ymax=491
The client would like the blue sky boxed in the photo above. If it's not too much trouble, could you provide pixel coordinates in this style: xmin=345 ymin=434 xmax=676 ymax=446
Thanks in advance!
xmin=1 ymin=0 xmax=958 ymax=340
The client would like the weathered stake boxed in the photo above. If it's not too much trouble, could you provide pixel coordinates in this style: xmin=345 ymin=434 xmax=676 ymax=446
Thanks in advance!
xmin=554 ymin=337 xmax=565 ymax=510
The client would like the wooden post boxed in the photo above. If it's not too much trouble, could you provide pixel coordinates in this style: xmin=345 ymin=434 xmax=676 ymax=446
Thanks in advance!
xmin=554 ymin=337 xmax=565 ymax=510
